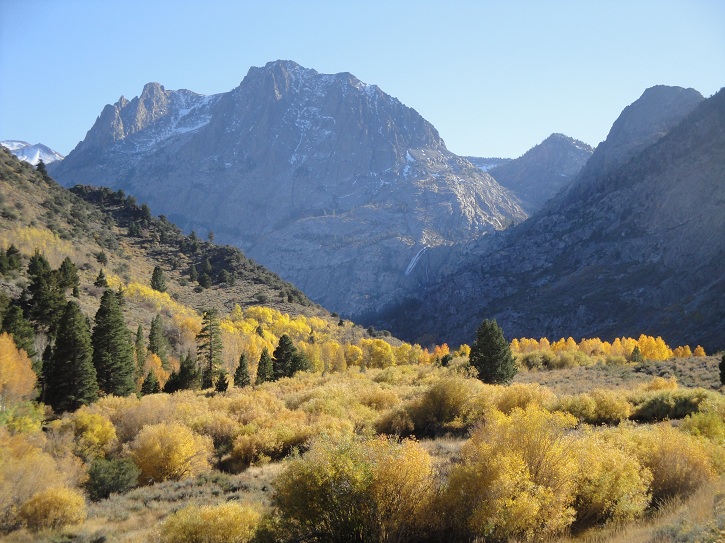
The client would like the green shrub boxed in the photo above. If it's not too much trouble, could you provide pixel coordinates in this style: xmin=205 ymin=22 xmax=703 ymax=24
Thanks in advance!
xmin=85 ymin=457 xmax=140 ymax=501
xmin=630 ymin=388 xmax=712 ymax=422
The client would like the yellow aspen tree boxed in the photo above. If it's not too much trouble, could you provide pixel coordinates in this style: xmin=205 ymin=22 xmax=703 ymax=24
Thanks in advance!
xmin=0 ymin=333 xmax=36 ymax=410
xmin=693 ymin=345 xmax=706 ymax=357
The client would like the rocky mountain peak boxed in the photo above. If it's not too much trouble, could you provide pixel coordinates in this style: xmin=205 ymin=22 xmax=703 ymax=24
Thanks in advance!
xmin=584 ymin=85 xmax=703 ymax=174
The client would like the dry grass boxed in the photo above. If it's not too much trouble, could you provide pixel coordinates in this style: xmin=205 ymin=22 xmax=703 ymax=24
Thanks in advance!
xmin=552 ymin=476 xmax=725 ymax=543
xmin=514 ymin=356 xmax=722 ymax=395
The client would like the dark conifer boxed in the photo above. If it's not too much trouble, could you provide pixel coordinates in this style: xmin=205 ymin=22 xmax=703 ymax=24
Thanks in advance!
xmin=189 ymin=264 xmax=199 ymax=282
xmin=92 ymin=290 xmax=135 ymax=396
xmin=150 ymin=266 xmax=167 ymax=292
xmin=196 ymin=309 xmax=223 ymax=389
xmin=134 ymin=324 xmax=146 ymax=380
xmin=141 ymin=371 xmax=160 ymax=395
xmin=469 ymin=319 xmax=517 ymax=384
xmin=234 ymin=353 xmax=251 ymax=387
xmin=57 ymin=257 xmax=80 ymax=291
xmin=255 ymin=348 xmax=273 ymax=385
xmin=94 ymin=269 xmax=108 ymax=288
xmin=273 ymin=334 xmax=297 ymax=380
xmin=215 ymin=370 xmax=228 ymax=393
xmin=1 ymin=305 xmax=37 ymax=361
xmin=147 ymin=315 xmax=169 ymax=369
xmin=45 ymin=301 xmax=98 ymax=412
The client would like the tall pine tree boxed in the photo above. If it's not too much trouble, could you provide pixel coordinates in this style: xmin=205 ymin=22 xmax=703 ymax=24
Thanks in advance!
xmin=234 ymin=353 xmax=251 ymax=387
xmin=1 ymin=305 xmax=37 ymax=361
xmin=92 ymin=290 xmax=135 ymax=397
xmin=45 ymin=301 xmax=98 ymax=412
xmin=272 ymin=334 xmax=296 ymax=380
xmin=134 ymin=324 xmax=146 ymax=381
xmin=469 ymin=319 xmax=517 ymax=384
xmin=255 ymin=348 xmax=273 ymax=385
xmin=196 ymin=309 xmax=223 ymax=389
xmin=164 ymin=352 xmax=200 ymax=392
xmin=148 ymin=315 xmax=170 ymax=369
xmin=150 ymin=266 xmax=167 ymax=292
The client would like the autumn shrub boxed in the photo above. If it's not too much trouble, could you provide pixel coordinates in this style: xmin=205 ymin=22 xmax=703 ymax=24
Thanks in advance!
xmin=611 ymin=424 xmax=716 ymax=503
xmin=630 ymin=388 xmax=712 ymax=422
xmin=160 ymin=502 xmax=261 ymax=543
xmin=0 ymin=332 xmax=37 ymax=410
xmin=66 ymin=407 xmax=118 ymax=459
xmin=440 ymin=406 xmax=578 ymax=541
xmin=681 ymin=403 xmax=725 ymax=442
xmin=640 ymin=375 xmax=679 ymax=391
xmin=604 ymin=354 xmax=627 ymax=366
xmin=271 ymin=435 xmax=435 ymax=543
xmin=127 ymin=422 xmax=213 ymax=484
xmin=492 ymin=383 xmax=555 ymax=414
xmin=0 ymin=428 xmax=76 ymax=530
xmin=406 ymin=376 xmax=485 ymax=436
xmin=18 ymin=487 xmax=86 ymax=531
xmin=85 ymin=457 xmax=140 ymax=501
xmin=375 ymin=406 xmax=415 ymax=436
xmin=557 ymin=389 xmax=632 ymax=425
xmin=573 ymin=432 xmax=651 ymax=526
xmin=517 ymin=350 xmax=557 ymax=370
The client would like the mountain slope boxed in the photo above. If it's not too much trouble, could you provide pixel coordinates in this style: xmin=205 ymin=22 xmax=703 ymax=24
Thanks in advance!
xmin=50 ymin=60 xmax=526 ymax=319
xmin=485 ymin=134 xmax=593 ymax=213
xmin=381 ymin=86 xmax=724 ymax=351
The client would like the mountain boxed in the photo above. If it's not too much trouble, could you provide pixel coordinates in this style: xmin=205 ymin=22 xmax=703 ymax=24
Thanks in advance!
xmin=484 ymin=134 xmax=593 ymax=213
xmin=1 ymin=140 xmax=64 ymax=165
xmin=464 ymin=156 xmax=512 ymax=172
xmin=50 ymin=60 xmax=526 ymax=319
xmin=379 ymin=85 xmax=724 ymax=352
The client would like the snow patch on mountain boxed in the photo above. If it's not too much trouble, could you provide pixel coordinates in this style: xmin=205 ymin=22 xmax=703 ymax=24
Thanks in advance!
xmin=1 ymin=141 xmax=64 ymax=165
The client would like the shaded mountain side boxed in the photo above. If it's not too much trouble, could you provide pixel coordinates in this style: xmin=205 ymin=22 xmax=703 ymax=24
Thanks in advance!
xmin=379 ymin=87 xmax=724 ymax=352
xmin=485 ymin=134 xmax=593 ymax=213
xmin=50 ymin=60 xmax=526 ymax=319
xmin=0 ymin=146 xmax=320 ymax=325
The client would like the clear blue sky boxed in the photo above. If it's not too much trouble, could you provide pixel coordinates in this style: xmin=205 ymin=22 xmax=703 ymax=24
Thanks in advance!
xmin=1 ymin=0 xmax=723 ymax=159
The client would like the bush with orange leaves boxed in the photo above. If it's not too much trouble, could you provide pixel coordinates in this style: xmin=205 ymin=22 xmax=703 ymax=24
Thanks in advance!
xmin=127 ymin=422 xmax=212 ymax=484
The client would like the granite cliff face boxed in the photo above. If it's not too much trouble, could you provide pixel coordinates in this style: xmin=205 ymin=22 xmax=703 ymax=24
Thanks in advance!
xmin=51 ymin=60 xmax=526 ymax=318
xmin=380 ymin=86 xmax=725 ymax=352
xmin=484 ymin=134 xmax=593 ymax=213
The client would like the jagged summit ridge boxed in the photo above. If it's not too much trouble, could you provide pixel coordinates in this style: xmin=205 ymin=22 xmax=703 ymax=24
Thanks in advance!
xmin=50 ymin=60 xmax=525 ymax=319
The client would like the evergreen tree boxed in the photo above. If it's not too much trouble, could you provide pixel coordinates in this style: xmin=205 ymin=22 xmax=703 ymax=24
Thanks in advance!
xmin=25 ymin=251 xmax=64 ymax=334
xmin=202 ymin=258 xmax=213 ymax=276
xmin=196 ymin=309 xmax=222 ymax=389
xmin=273 ymin=334 xmax=297 ymax=380
xmin=289 ymin=351 xmax=312 ymax=375
xmin=1 ymin=305 xmax=37 ymax=361
xmin=35 ymin=160 xmax=49 ymax=180
xmin=255 ymin=348 xmax=273 ymax=385
xmin=141 ymin=371 xmax=161 ymax=395
xmin=134 ymin=324 xmax=146 ymax=380
xmin=150 ymin=266 xmax=167 ymax=293
xmin=215 ymin=370 xmax=228 ymax=393
xmin=189 ymin=264 xmax=199 ymax=282
xmin=469 ymin=319 xmax=517 ymax=384
xmin=45 ymin=301 xmax=98 ymax=412
xmin=147 ymin=315 xmax=169 ymax=369
xmin=164 ymin=352 xmax=200 ymax=392
xmin=234 ymin=353 xmax=251 ymax=387
xmin=94 ymin=269 xmax=108 ymax=288
xmin=719 ymin=354 xmax=725 ymax=387
xmin=91 ymin=290 xmax=135 ymax=397
xmin=198 ymin=273 xmax=212 ymax=289
xmin=630 ymin=345 xmax=643 ymax=363
xmin=57 ymin=257 xmax=80 ymax=291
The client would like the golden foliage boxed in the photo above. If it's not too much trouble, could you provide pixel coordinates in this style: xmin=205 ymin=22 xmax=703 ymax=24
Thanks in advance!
xmin=63 ymin=407 xmax=117 ymax=459
xmin=18 ymin=487 xmax=86 ymax=531
xmin=160 ymin=502 xmax=261 ymax=543
xmin=128 ymin=422 xmax=213 ymax=484
xmin=0 ymin=333 xmax=37 ymax=410
xmin=444 ymin=406 xmax=578 ymax=540
xmin=0 ymin=227 xmax=77 ymax=267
